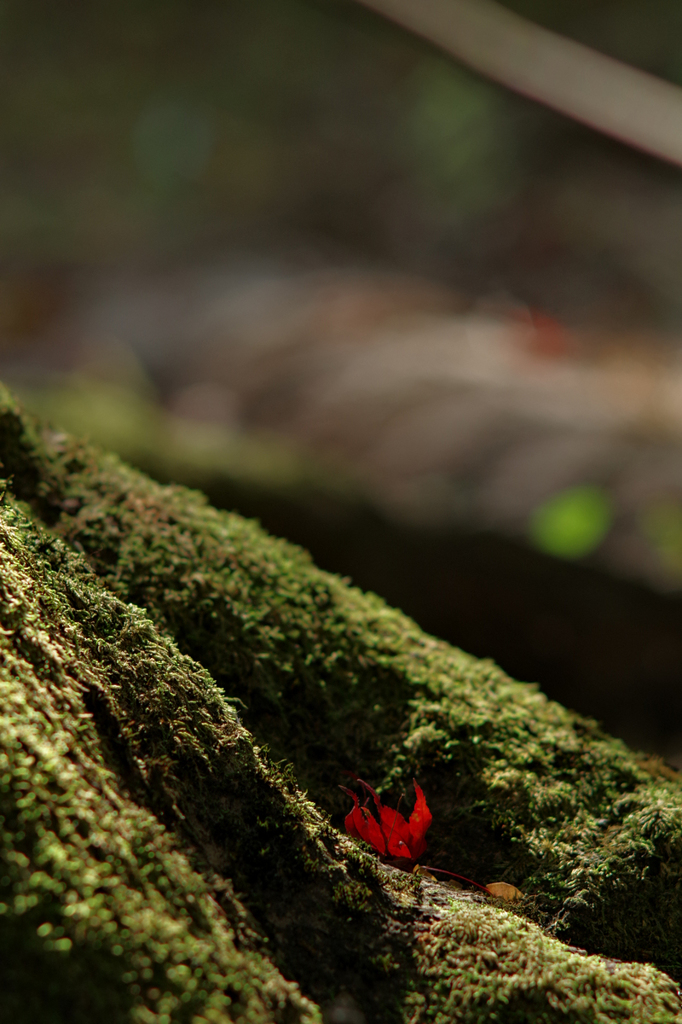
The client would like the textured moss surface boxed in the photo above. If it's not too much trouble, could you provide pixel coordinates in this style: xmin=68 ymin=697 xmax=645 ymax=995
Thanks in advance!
xmin=0 ymin=506 xmax=322 ymax=1024
xmin=1 ymin=493 xmax=682 ymax=1023
xmin=0 ymin=385 xmax=682 ymax=1021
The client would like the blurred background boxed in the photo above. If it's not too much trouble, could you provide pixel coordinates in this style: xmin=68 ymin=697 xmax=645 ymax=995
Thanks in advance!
xmin=3 ymin=0 xmax=682 ymax=762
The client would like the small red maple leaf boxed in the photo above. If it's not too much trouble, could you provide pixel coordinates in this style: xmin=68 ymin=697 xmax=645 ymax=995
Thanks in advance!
xmin=339 ymin=776 xmax=432 ymax=867
xmin=340 ymin=776 xmax=494 ymax=895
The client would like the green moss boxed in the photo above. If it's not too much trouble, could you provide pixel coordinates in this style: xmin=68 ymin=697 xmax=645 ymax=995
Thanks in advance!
xmin=332 ymin=879 xmax=374 ymax=914
xmin=0 ymin=384 xmax=682 ymax=1016
xmin=0 ymin=506 xmax=320 ymax=1024
xmin=0 ymin=504 xmax=679 ymax=1023
xmin=412 ymin=894 xmax=682 ymax=1023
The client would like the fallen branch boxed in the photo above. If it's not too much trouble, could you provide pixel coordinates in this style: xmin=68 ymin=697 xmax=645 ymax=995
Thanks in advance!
xmin=355 ymin=0 xmax=682 ymax=167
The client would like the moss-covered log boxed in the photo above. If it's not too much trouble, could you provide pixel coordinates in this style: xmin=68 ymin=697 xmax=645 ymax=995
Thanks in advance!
xmin=1 ymin=385 xmax=682 ymax=1021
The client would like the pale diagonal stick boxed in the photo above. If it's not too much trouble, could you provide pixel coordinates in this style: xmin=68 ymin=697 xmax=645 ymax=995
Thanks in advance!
xmin=354 ymin=0 xmax=682 ymax=168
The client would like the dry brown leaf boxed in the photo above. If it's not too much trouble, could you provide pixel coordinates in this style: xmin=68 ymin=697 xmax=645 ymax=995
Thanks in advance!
xmin=486 ymin=881 xmax=523 ymax=902
xmin=412 ymin=864 xmax=437 ymax=880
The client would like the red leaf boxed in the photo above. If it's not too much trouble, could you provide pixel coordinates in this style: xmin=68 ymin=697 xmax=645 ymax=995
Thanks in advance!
xmin=341 ymin=788 xmax=364 ymax=841
xmin=340 ymin=777 xmax=432 ymax=864
xmin=408 ymin=780 xmax=432 ymax=860
xmin=378 ymin=805 xmax=413 ymax=859
xmin=340 ymin=785 xmax=386 ymax=854
xmin=358 ymin=778 xmax=413 ymax=858
xmin=358 ymin=806 xmax=387 ymax=855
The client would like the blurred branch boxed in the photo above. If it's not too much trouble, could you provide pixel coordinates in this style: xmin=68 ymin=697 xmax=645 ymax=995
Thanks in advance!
xmin=355 ymin=0 xmax=682 ymax=168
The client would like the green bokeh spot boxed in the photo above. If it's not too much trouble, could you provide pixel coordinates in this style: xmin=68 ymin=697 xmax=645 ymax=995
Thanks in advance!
xmin=529 ymin=485 xmax=613 ymax=559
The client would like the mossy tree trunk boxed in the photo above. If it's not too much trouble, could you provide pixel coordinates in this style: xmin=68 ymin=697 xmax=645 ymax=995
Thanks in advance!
xmin=0 ymin=385 xmax=681 ymax=1022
